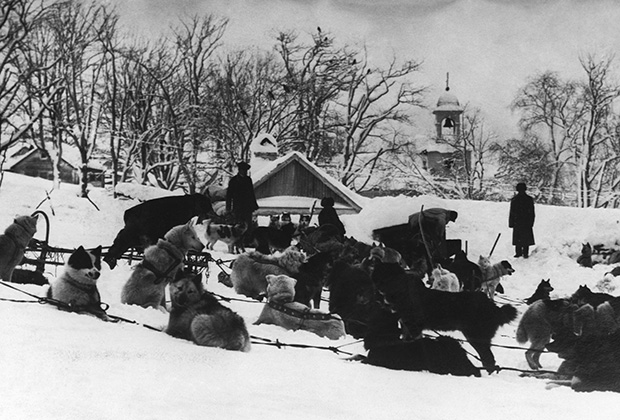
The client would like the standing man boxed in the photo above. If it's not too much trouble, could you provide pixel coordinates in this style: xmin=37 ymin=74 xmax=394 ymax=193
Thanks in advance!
xmin=226 ymin=161 xmax=258 ymax=231
xmin=509 ymin=182 xmax=535 ymax=258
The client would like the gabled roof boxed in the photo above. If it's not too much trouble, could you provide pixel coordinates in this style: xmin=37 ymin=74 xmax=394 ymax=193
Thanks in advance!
xmin=5 ymin=145 xmax=105 ymax=171
xmin=251 ymin=151 xmax=367 ymax=214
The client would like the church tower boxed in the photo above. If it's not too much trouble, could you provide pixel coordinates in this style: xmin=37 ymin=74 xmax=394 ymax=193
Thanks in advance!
xmin=432 ymin=73 xmax=464 ymax=141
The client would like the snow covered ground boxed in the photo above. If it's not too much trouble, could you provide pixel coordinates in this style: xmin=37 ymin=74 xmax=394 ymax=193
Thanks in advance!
xmin=2 ymin=171 xmax=620 ymax=420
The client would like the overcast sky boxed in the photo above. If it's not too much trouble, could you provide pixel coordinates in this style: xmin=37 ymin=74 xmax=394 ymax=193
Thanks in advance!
xmin=110 ymin=0 xmax=620 ymax=138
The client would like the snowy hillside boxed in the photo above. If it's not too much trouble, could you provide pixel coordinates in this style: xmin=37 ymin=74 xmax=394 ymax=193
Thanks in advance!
xmin=2 ymin=172 xmax=620 ymax=420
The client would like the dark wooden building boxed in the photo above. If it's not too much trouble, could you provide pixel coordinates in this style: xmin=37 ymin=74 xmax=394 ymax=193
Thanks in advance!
xmin=251 ymin=152 xmax=365 ymax=215
xmin=6 ymin=146 xmax=106 ymax=187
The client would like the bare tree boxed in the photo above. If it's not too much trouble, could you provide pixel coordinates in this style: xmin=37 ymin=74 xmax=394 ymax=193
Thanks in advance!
xmin=208 ymin=48 xmax=298 ymax=169
xmin=336 ymin=54 xmax=425 ymax=189
xmin=441 ymin=108 xmax=496 ymax=199
xmin=0 ymin=0 xmax=58 ymax=181
xmin=573 ymin=53 xmax=620 ymax=207
xmin=512 ymin=71 xmax=580 ymax=203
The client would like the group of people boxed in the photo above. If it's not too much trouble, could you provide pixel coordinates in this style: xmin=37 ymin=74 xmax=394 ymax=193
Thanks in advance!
xmin=226 ymin=159 xmax=535 ymax=258
xmin=225 ymin=161 xmax=346 ymax=243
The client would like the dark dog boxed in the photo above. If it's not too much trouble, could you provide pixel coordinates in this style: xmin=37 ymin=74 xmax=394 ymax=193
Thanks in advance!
xmin=443 ymin=250 xmax=483 ymax=292
xmin=166 ymin=270 xmax=251 ymax=352
xmin=291 ymin=251 xmax=333 ymax=309
xmin=570 ymin=284 xmax=614 ymax=307
xmin=577 ymin=242 xmax=593 ymax=268
xmin=525 ymin=279 xmax=554 ymax=305
xmin=371 ymin=260 xmax=518 ymax=373
xmin=105 ymin=194 xmax=214 ymax=269
xmin=363 ymin=336 xmax=481 ymax=377
xmin=251 ymin=226 xmax=295 ymax=254
xmin=327 ymin=259 xmax=379 ymax=338
xmin=362 ymin=305 xmax=480 ymax=377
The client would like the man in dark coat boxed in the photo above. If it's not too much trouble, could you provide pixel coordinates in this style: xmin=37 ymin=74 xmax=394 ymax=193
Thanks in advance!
xmin=318 ymin=197 xmax=346 ymax=238
xmin=509 ymin=182 xmax=535 ymax=258
xmin=226 ymin=161 xmax=259 ymax=230
xmin=104 ymin=194 xmax=214 ymax=269
xmin=408 ymin=207 xmax=458 ymax=264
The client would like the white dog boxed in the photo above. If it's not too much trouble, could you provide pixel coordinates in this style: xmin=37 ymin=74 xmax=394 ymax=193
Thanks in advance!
xmin=430 ymin=265 xmax=461 ymax=292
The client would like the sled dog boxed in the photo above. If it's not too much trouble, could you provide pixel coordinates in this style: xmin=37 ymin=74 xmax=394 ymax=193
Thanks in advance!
xmin=0 ymin=214 xmax=38 ymax=282
xmin=121 ymin=218 xmax=204 ymax=310
xmin=478 ymin=256 xmax=514 ymax=301
xmin=166 ymin=270 xmax=251 ymax=351
xmin=430 ymin=265 xmax=461 ymax=292
xmin=371 ymin=260 xmax=518 ymax=373
xmin=48 ymin=246 xmax=112 ymax=321
xmin=229 ymin=246 xmax=306 ymax=300
xmin=515 ymin=298 xmax=577 ymax=370
xmin=203 ymin=219 xmax=247 ymax=254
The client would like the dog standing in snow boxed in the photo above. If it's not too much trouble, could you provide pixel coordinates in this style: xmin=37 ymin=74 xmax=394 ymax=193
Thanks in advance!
xmin=478 ymin=255 xmax=514 ymax=301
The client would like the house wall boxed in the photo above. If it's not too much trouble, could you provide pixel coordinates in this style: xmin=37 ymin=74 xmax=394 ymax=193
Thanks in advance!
xmin=9 ymin=150 xmax=104 ymax=187
xmin=254 ymin=159 xmax=346 ymax=206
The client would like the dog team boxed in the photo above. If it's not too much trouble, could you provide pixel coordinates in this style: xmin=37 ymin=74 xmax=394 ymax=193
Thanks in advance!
xmin=0 ymin=203 xmax=518 ymax=369
xmin=3 ymin=196 xmax=620 ymax=391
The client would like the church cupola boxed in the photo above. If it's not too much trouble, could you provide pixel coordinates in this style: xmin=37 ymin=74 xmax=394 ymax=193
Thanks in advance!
xmin=432 ymin=73 xmax=464 ymax=141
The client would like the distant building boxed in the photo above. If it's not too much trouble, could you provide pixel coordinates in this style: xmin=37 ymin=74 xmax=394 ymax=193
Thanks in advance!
xmin=4 ymin=144 xmax=106 ymax=187
xmin=419 ymin=82 xmax=471 ymax=177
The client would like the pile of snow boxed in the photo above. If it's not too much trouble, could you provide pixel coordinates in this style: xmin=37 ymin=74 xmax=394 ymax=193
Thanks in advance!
xmin=2 ymin=172 xmax=620 ymax=420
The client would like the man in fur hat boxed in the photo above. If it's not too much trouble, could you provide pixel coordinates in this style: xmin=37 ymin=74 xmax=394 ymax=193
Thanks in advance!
xmin=226 ymin=161 xmax=259 ymax=234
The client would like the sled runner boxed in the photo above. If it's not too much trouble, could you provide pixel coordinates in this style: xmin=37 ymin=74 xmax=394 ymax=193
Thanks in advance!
xmin=15 ymin=211 xmax=212 ymax=284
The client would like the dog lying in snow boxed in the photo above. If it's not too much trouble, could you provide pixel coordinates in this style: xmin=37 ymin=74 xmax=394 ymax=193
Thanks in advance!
xmin=166 ymin=269 xmax=251 ymax=351
xmin=229 ymin=246 xmax=306 ymax=300
xmin=48 ymin=246 xmax=113 ymax=321
xmin=254 ymin=274 xmax=346 ymax=340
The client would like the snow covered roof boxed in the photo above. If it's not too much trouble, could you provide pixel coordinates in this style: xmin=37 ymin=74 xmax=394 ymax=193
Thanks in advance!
xmin=251 ymin=151 xmax=368 ymax=214
xmin=433 ymin=89 xmax=464 ymax=113
xmin=5 ymin=144 xmax=106 ymax=171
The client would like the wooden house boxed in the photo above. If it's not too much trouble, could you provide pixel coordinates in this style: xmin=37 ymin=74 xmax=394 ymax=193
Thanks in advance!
xmin=5 ymin=145 xmax=106 ymax=187
xmin=248 ymin=135 xmax=365 ymax=215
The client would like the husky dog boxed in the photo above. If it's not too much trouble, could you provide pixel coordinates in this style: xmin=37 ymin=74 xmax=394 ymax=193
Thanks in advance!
xmin=516 ymin=298 xmax=577 ymax=370
xmin=570 ymin=284 xmax=614 ymax=307
xmin=576 ymin=242 xmax=593 ymax=268
xmin=371 ymin=260 xmax=518 ymax=373
xmin=229 ymin=246 xmax=306 ymax=300
xmin=166 ymin=270 xmax=251 ymax=351
xmin=121 ymin=218 xmax=204 ymax=310
xmin=478 ymin=255 xmax=514 ymax=301
xmin=525 ymin=279 xmax=554 ymax=305
xmin=48 ymin=246 xmax=112 ymax=321
xmin=0 ymin=214 xmax=38 ymax=282
xmin=254 ymin=274 xmax=346 ymax=340
xmin=430 ymin=265 xmax=461 ymax=292
xmin=203 ymin=219 xmax=247 ymax=254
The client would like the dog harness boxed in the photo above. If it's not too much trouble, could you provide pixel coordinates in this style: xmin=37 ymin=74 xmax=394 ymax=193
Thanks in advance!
xmin=63 ymin=277 xmax=108 ymax=313
xmin=267 ymin=300 xmax=336 ymax=321
xmin=138 ymin=239 xmax=184 ymax=284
